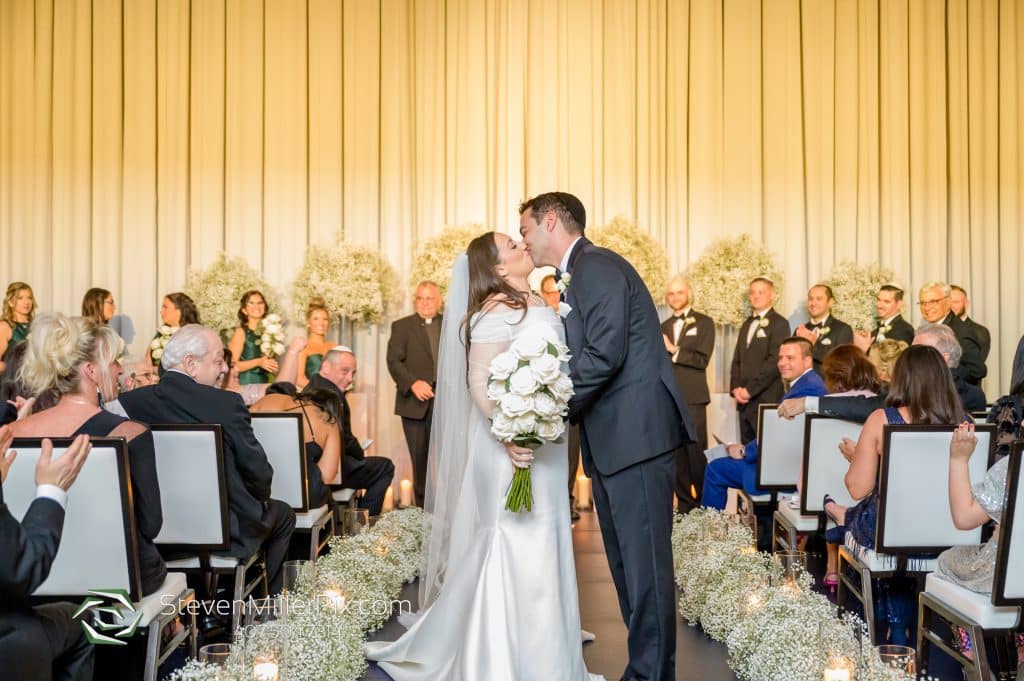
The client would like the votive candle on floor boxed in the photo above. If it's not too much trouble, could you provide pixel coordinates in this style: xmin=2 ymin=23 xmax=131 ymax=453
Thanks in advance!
xmin=382 ymin=486 xmax=394 ymax=511
xmin=576 ymin=475 xmax=592 ymax=509
xmin=399 ymin=479 xmax=413 ymax=507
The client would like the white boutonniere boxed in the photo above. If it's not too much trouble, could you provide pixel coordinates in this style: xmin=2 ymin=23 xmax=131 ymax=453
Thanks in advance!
xmin=879 ymin=323 xmax=892 ymax=334
xmin=819 ymin=325 xmax=830 ymax=336
xmin=820 ymin=337 xmax=832 ymax=346
xmin=758 ymin=317 xmax=770 ymax=329
xmin=555 ymin=272 xmax=571 ymax=294
xmin=684 ymin=316 xmax=696 ymax=325
xmin=557 ymin=301 xmax=572 ymax=319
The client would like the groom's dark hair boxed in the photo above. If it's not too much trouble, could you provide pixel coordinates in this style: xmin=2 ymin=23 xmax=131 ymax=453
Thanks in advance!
xmin=519 ymin=192 xmax=586 ymax=235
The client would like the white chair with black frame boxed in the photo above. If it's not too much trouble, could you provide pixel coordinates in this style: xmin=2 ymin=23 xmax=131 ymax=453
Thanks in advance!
xmin=837 ymin=424 xmax=996 ymax=645
xmin=150 ymin=424 xmax=267 ymax=637
xmin=917 ymin=441 xmax=1023 ymax=681
xmin=250 ymin=412 xmax=334 ymax=561
xmin=771 ymin=415 xmax=863 ymax=552
xmin=4 ymin=437 xmax=196 ymax=681
xmin=731 ymin=404 xmax=803 ymax=542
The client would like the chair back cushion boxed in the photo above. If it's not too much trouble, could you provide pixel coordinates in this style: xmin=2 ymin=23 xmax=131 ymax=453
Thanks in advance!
xmin=801 ymin=416 xmax=863 ymax=515
xmin=251 ymin=413 xmax=308 ymax=510
xmin=993 ymin=442 xmax=1024 ymax=606
xmin=756 ymin=404 xmax=805 ymax=489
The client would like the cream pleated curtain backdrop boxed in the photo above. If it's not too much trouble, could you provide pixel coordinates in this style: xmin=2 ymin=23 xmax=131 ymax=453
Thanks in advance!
xmin=2 ymin=0 xmax=1023 ymax=479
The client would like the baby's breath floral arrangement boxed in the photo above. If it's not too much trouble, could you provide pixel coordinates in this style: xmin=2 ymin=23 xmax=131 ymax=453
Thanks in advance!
xmin=673 ymin=509 xmax=924 ymax=681
xmin=408 ymin=224 xmax=483 ymax=299
xmin=588 ymin=216 xmax=669 ymax=303
xmin=163 ymin=507 xmax=426 ymax=681
xmin=822 ymin=261 xmax=896 ymax=332
xmin=184 ymin=254 xmax=281 ymax=339
xmin=291 ymin=239 xmax=400 ymax=326
xmin=685 ymin=235 xmax=784 ymax=327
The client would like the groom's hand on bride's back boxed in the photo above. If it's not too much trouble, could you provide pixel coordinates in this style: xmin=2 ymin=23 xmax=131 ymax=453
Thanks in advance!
xmin=503 ymin=442 xmax=534 ymax=469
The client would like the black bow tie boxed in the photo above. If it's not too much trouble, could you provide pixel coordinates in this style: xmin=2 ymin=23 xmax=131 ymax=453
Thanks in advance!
xmin=554 ymin=268 xmax=562 ymax=280
xmin=808 ymin=322 xmax=823 ymax=330
xmin=673 ymin=314 xmax=686 ymax=321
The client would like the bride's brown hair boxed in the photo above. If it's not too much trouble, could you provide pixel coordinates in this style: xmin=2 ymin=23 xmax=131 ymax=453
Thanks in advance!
xmin=462 ymin=232 xmax=529 ymax=363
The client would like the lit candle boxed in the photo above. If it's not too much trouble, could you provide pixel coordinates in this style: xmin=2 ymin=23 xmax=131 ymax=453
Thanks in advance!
xmin=322 ymin=588 xmax=347 ymax=612
xmin=382 ymin=486 xmax=394 ymax=511
xmin=823 ymin=670 xmax=850 ymax=681
xmin=576 ymin=475 xmax=592 ymax=509
xmin=399 ymin=479 xmax=413 ymax=507
xmin=253 ymin=656 xmax=279 ymax=681
xmin=823 ymin=656 xmax=853 ymax=681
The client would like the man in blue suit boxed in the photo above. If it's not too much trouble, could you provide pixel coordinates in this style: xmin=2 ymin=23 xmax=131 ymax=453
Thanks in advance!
xmin=702 ymin=336 xmax=827 ymax=509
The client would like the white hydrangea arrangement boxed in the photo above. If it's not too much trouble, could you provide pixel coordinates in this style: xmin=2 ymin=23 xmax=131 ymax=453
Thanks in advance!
xmin=257 ymin=313 xmax=286 ymax=358
xmin=822 ymin=261 xmax=896 ymax=332
xmin=184 ymin=253 xmax=281 ymax=339
xmin=291 ymin=239 xmax=400 ymax=326
xmin=149 ymin=324 xmax=177 ymax=362
xmin=162 ymin=507 xmax=426 ymax=681
xmin=685 ymin=234 xmax=784 ymax=327
xmin=673 ymin=510 xmax=926 ymax=681
xmin=487 ymin=324 xmax=574 ymax=512
xmin=588 ymin=216 xmax=670 ymax=303
xmin=408 ymin=224 xmax=483 ymax=299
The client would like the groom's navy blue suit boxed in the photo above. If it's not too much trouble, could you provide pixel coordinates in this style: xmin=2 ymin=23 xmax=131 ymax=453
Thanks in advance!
xmin=562 ymin=237 xmax=693 ymax=681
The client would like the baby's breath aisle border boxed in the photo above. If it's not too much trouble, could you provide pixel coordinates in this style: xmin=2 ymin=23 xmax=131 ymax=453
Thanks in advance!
xmin=672 ymin=509 xmax=931 ymax=681
xmin=164 ymin=507 xmax=427 ymax=681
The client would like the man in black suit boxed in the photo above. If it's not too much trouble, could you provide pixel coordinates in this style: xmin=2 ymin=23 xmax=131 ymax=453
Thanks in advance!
xmin=520 ymin=192 xmax=692 ymax=681
xmin=730 ymin=277 xmax=791 ymax=442
xmin=116 ymin=325 xmax=296 ymax=594
xmin=386 ymin=281 xmax=441 ymax=508
xmin=873 ymin=284 xmax=915 ymax=346
xmin=794 ymin=284 xmax=854 ymax=372
xmin=918 ymin=281 xmax=986 ymax=387
xmin=778 ymin=322 xmax=987 ymax=422
xmin=1 ymin=428 xmax=94 ymax=681
xmin=951 ymin=285 xmax=992 ymax=367
xmin=306 ymin=347 xmax=394 ymax=516
xmin=661 ymin=275 xmax=714 ymax=512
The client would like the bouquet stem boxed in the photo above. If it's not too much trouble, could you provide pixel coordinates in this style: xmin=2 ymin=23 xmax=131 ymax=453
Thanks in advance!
xmin=504 ymin=468 xmax=533 ymax=513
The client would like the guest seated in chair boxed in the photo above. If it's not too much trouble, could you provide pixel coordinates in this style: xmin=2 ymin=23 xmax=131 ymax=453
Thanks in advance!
xmin=701 ymin=336 xmax=827 ymax=510
xmin=113 ymin=325 xmax=296 ymax=594
xmin=821 ymin=345 xmax=969 ymax=646
xmin=304 ymin=347 xmax=394 ymax=516
xmin=11 ymin=314 xmax=167 ymax=596
xmin=251 ymin=383 xmax=342 ymax=509
xmin=934 ymin=422 xmax=1024 ymax=668
xmin=1 ymin=427 xmax=94 ymax=681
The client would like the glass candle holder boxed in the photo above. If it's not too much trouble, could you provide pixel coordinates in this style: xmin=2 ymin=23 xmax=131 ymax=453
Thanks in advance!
xmin=282 ymin=560 xmax=315 ymax=594
xmin=875 ymin=644 xmax=916 ymax=674
xmin=198 ymin=642 xmax=232 ymax=667
xmin=773 ymin=549 xmax=808 ymax=591
xmin=342 ymin=508 xmax=371 ymax=536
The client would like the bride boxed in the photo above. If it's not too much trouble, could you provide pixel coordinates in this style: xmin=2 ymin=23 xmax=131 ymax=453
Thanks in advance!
xmin=365 ymin=232 xmax=602 ymax=681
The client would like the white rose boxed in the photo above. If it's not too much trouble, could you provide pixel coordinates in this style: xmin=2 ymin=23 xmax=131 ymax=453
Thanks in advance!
xmin=536 ymin=418 xmax=564 ymax=441
xmin=498 ymin=393 xmax=533 ymax=417
xmin=260 ymin=343 xmax=272 ymax=355
xmin=158 ymin=324 xmax=173 ymax=336
xmin=530 ymin=354 xmax=562 ymax=384
xmin=488 ymin=351 xmax=518 ymax=380
xmin=272 ymin=342 xmax=284 ymax=355
xmin=486 ymin=380 xmax=508 ymax=401
xmin=532 ymin=392 xmax=562 ymax=418
xmin=150 ymin=338 xmax=163 ymax=350
xmin=512 ymin=334 xmax=548 ymax=360
xmin=512 ymin=413 xmax=538 ymax=435
xmin=553 ymin=342 xmax=571 ymax=362
xmin=490 ymin=412 xmax=517 ymax=441
xmin=508 ymin=367 xmax=539 ymax=396
xmin=265 ymin=314 xmax=281 ymax=324
xmin=151 ymin=347 xmax=163 ymax=360
xmin=550 ymin=374 xmax=575 ymax=401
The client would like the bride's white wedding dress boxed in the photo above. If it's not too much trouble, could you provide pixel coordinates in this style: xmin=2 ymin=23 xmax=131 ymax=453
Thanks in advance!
xmin=365 ymin=305 xmax=602 ymax=681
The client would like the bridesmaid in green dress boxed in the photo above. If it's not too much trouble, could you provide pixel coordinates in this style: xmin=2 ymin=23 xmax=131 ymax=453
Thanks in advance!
xmin=145 ymin=292 xmax=201 ymax=368
xmin=81 ymin=287 xmax=116 ymax=325
xmin=228 ymin=289 xmax=278 ymax=385
xmin=0 ymin=281 xmax=37 ymax=371
xmin=297 ymin=296 xmax=333 ymax=388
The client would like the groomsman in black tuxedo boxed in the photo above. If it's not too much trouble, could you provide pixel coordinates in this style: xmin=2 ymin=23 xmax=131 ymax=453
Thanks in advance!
xmin=307 ymin=348 xmax=395 ymax=516
xmin=730 ymin=277 xmax=790 ymax=442
xmin=386 ymin=281 xmax=441 ymax=508
xmin=950 ymin=285 xmax=991 ymax=366
xmin=116 ymin=325 xmax=296 ymax=594
xmin=1 ymin=429 xmax=94 ymax=681
xmin=661 ymin=276 xmax=714 ymax=512
xmin=794 ymin=284 xmax=853 ymax=372
xmin=872 ymin=284 xmax=915 ymax=345
xmin=918 ymin=281 xmax=987 ymax=387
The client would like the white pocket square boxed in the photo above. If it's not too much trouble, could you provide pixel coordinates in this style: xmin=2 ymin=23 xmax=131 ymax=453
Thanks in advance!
xmin=558 ymin=302 xmax=572 ymax=318
xmin=685 ymin=328 xmax=698 ymax=336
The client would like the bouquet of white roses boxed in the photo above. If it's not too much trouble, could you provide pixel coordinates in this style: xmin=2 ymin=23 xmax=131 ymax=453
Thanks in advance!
xmin=487 ymin=324 xmax=574 ymax=512
xmin=149 ymin=324 xmax=177 ymax=363
xmin=258 ymin=313 xmax=286 ymax=359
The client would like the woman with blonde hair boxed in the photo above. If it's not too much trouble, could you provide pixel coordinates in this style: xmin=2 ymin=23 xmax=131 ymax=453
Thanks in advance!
xmin=0 ymin=281 xmax=37 ymax=370
xmin=296 ymin=297 xmax=332 ymax=388
xmin=11 ymin=314 xmax=166 ymax=596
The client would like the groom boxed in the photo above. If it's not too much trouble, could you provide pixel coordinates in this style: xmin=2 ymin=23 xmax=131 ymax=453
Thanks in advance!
xmin=520 ymin=193 xmax=693 ymax=681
